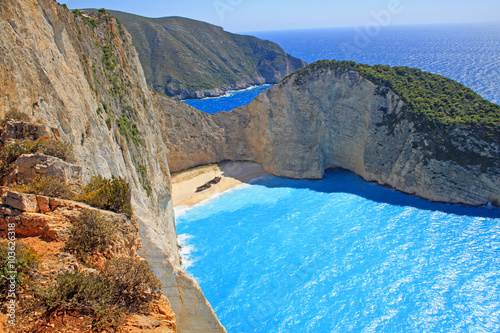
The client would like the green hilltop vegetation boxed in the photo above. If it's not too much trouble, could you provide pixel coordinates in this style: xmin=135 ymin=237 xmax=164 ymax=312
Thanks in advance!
xmin=290 ymin=60 xmax=500 ymax=169
xmin=292 ymin=60 xmax=500 ymax=142
xmin=85 ymin=9 xmax=306 ymax=99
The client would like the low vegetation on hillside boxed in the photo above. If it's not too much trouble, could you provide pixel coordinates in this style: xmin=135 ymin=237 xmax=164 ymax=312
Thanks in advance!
xmin=293 ymin=60 xmax=499 ymax=141
xmin=102 ymin=11 xmax=306 ymax=98
xmin=15 ymin=175 xmax=71 ymax=199
xmin=42 ymin=209 xmax=162 ymax=328
xmin=75 ymin=175 xmax=132 ymax=216
xmin=0 ymin=242 xmax=39 ymax=300
xmin=65 ymin=209 xmax=116 ymax=262
xmin=37 ymin=257 xmax=162 ymax=329
xmin=19 ymin=208 xmax=162 ymax=330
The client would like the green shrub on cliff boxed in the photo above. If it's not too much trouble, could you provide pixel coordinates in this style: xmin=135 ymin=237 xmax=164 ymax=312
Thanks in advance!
xmin=117 ymin=113 xmax=144 ymax=147
xmin=75 ymin=175 xmax=132 ymax=216
xmin=0 ymin=140 xmax=31 ymax=165
xmin=137 ymin=164 xmax=152 ymax=197
xmin=104 ymin=257 xmax=162 ymax=312
xmin=38 ymin=271 xmax=123 ymax=329
xmin=102 ymin=45 xmax=117 ymax=71
xmin=38 ymin=257 xmax=162 ymax=329
xmin=0 ymin=140 xmax=32 ymax=181
xmin=64 ymin=209 xmax=115 ymax=262
xmin=3 ymin=110 xmax=30 ymax=123
xmin=84 ymin=17 xmax=97 ymax=28
xmin=30 ymin=138 xmax=75 ymax=163
xmin=15 ymin=175 xmax=71 ymax=199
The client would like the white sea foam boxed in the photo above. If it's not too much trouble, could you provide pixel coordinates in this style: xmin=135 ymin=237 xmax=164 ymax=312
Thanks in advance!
xmin=174 ymin=183 xmax=251 ymax=220
xmin=178 ymin=233 xmax=196 ymax=270
xmin=180 ymin=84 xmax=272 ymax=102
xmin=173 ymin=205 xmax=192 ymax=219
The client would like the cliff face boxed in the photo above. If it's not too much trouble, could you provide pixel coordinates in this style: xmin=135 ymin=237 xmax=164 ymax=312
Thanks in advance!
xmin=230 ymin=68 xmax=499 ymax=206
xmin=152 ymin=94 xmax=226 ymax=173
xmin=101 ymin=11 xmax=307 ymax=99
xmin=0 ymin=1 xmax=224 ymax=332
xmin=158 ymin=68 xmax=499 ymax=206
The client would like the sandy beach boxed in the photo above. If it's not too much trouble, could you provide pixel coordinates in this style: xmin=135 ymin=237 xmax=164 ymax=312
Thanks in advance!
xmin=171 ymin=161 xmax=267 ymax=207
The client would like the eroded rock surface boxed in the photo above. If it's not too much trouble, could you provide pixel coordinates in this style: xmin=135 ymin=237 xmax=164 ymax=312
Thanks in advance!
xmin=15 ymin=153 xmax=82 ymax=187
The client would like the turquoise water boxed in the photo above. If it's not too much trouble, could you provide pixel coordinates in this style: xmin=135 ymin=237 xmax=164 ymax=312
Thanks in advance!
xmin=177 ymin=24 xmax=500 ymax=331
xmin=177 ymin=171 xmax=500 ymax=333
xmin=182 ymin=85 xmax=272 ymax=113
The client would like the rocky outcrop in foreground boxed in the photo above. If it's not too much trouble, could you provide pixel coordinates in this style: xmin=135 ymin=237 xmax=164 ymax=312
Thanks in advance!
xmin=156 ymin=67 xmax=499 ymax=207
xmin=0 ymin=189 xmax=176 ymax=332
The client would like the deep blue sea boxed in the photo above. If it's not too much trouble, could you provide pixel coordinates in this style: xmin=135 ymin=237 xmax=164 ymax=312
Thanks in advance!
xmin=177 ymin=23 xmax=500 ymax=332
xmin=183 ymin=23 xmax=500 ymax=113
xmin=253 ymin=23 xmax=500 ymax=106
xmin=183 ymin=85 xmax=272 ymax=113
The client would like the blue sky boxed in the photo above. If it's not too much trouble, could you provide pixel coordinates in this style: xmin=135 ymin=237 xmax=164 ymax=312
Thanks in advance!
xmin=64 ymin=0 xmax=500 ymax=32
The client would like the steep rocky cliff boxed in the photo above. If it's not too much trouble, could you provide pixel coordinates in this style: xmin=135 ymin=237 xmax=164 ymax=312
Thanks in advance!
xmin=95 ymin=10 xmax=307 ymax=99
xmin=156 ymin=63 xmax=499 ymax=206
xmin=0 ymin=1 xmax=224 ymax=332
xmin=153 ymin=93 xmax=226 ymax=173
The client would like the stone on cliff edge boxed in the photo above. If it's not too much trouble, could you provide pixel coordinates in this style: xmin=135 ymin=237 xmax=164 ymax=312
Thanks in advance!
xmin=15 ymin=153 xmax=82 ymax=187
xmin=2 ymin=191 xmax=38 ymax=212
xmin=0 ymin=120 xmax=59 ymax=146
xmin=36 ymin=195 xmax=50 ymax=213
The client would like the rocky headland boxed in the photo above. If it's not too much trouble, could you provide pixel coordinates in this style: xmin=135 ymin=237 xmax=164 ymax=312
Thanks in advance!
xmin=156 ymin=62 xmax=499 ymax=207
xmin=96 ymin=10 xmax=307 ymax=100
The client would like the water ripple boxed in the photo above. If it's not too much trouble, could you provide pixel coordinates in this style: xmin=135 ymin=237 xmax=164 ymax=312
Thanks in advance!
xmin=253 ymin=23 xmax=500 ymax=105
xmin=177 ymin=170 xmax=500 ymax=332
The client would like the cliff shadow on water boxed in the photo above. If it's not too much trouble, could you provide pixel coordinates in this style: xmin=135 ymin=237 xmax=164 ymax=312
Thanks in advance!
xmin=251 ymin=169 xmax=500 ymax=219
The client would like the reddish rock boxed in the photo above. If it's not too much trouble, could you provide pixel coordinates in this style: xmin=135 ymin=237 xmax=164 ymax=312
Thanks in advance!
xmin=36 ymin=195 xmax=50 ymax=213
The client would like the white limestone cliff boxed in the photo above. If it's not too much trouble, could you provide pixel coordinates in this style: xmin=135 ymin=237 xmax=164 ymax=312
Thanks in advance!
xmin=0 ymin=0 xmax=225 ymax=332
xmin=157 ymin=68 xmax=499 ymax=206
